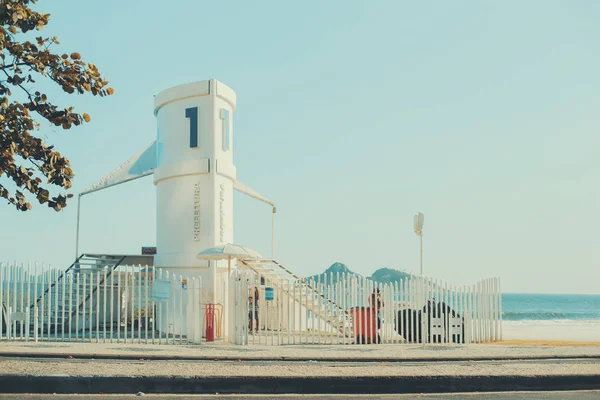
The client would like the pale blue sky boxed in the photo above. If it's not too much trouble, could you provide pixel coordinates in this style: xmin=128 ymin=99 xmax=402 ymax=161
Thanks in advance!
xmin=1 ymin=1 xmax=599 ymax=294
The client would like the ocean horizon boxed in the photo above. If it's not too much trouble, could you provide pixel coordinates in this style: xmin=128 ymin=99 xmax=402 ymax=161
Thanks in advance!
xmin=502 ymin=293 xmax=600 ymax=323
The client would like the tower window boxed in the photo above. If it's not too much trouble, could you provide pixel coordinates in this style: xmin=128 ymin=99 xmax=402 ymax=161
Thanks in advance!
xmin=220 ymin=109 xmax=230 ymax=151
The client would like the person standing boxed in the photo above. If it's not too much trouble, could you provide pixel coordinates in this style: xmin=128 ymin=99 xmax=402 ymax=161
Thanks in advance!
xmin=369 ymin=288 xmax=384 ymax=330
xmin=248 ymin=287 xmax=259 ymax=333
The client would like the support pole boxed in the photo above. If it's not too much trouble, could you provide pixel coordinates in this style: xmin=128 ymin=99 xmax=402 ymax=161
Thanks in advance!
xmin=271 ymin=207 xmax=276 ymax=260
xmin=211 ymin=260 xmax=217 ymax=305
xmin=75 ymin=194 xmax=82 ymax=260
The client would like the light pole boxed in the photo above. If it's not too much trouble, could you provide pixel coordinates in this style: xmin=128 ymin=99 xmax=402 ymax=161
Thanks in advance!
xmin=413 ymin=212 xmax=424 ymax=276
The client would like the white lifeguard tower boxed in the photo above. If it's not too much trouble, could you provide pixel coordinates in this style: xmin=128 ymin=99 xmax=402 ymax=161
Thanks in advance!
xmin=76 ymin=80 xmax=276 ymax=337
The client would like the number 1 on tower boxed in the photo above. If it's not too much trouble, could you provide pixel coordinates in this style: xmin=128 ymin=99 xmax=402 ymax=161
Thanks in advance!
xmin=186 ymin=107 xmax=199 ymax=148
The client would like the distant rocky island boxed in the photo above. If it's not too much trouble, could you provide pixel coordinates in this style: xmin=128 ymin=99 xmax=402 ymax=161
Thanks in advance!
xmin=306 ymin=262 xmax=412 ymax=284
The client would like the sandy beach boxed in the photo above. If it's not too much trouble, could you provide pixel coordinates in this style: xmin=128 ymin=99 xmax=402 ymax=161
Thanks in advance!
xmin=502 ymin=320 xmax=600 ymax=342
xmin=495 ymin=340 xmax=600 ymax=347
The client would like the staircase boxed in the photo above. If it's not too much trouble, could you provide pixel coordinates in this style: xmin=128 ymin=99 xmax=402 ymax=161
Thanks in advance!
xmin=31 ymin=254 xmax=126 ymax=333
xmin=238 ymin=259 xmax=352 ymax=336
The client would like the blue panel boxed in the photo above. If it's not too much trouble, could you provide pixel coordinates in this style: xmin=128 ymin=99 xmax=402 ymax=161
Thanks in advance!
xmin=152 ymin=279 xmax=171 ymax=302
xmin=265 ymin=287 xmax=274 ymax=301
xmin=186 ymin=107 xmax=199 ymax=148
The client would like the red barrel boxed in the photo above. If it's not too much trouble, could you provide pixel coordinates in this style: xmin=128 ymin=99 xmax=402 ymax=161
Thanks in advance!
xmin=350 ymin=307 xmax=378 ymax=344
xmin=206 ymin=304 xmax=215 ymax=342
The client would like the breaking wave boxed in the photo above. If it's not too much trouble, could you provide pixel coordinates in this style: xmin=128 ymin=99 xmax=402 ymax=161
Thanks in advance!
xmin=503 ymin=311 xmax=600 ymax=321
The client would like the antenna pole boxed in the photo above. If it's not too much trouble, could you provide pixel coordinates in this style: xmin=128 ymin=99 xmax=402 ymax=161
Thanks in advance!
xmin=420 ymin=233 xmax=423 ymax=276
xmin=414 ymin=212 xmax=424 ymax=276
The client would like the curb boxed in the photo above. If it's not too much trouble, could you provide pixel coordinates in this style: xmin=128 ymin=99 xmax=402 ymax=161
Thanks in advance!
xmin=1 ymin=352 xmax=599 ymax=363
xmin=0 ymin=374 xmax=599 ymax=394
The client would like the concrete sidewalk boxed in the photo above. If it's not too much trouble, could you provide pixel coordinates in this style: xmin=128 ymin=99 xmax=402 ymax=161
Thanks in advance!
xmin=2 ymin=355 xmax=599 ymax=378
xmin=0 ymin=341 xmax=599 ymax=361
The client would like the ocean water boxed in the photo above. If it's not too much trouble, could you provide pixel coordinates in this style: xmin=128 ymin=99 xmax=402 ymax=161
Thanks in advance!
xmin=502 ymin=293 xmax=600 ymax=322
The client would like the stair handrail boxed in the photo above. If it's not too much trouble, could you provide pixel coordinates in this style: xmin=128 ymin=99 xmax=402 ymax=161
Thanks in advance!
xmin=29 ymin=253 xmax=87 ymax=310
xmin=239 ymin=259 xmax=348 ymax=315
xmin=238 ymin=259 xmax=353 ymax=336
xmin=72 ymin=255 xmax=127 ymax=314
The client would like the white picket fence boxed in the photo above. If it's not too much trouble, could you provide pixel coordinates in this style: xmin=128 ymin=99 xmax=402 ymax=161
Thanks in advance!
xmin=2 ymin=261 xmax=502 ymax=347
xmin=231 ymin=270 xmax=502 ymax=346
xmin=0 ymin=262 xmax=204 ymax=345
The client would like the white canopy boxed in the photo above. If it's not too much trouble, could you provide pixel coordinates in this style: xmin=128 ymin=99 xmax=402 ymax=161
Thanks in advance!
xmin=233 ymin=180 xmax=275 ymax=209
xmin=80 ymin=141 xmax=157 ymax=196
xmin=80 ymin=141 xmax=275 ymax=210
xmin=197 ymin=243 xmax=262 ymax=275
xmin=197 ymin=243 xmax=262 ymax=260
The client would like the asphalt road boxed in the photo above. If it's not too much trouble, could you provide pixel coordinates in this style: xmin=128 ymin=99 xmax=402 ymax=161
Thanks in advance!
xmin=0 ymin=391 xmax=600 ymax=399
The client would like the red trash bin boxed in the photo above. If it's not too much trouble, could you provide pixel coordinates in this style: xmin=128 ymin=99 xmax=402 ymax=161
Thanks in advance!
xmin=350 ymin=307 xmax=378 ymax=344
xmin=205 ymin=304 xmax=215 ymax=342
